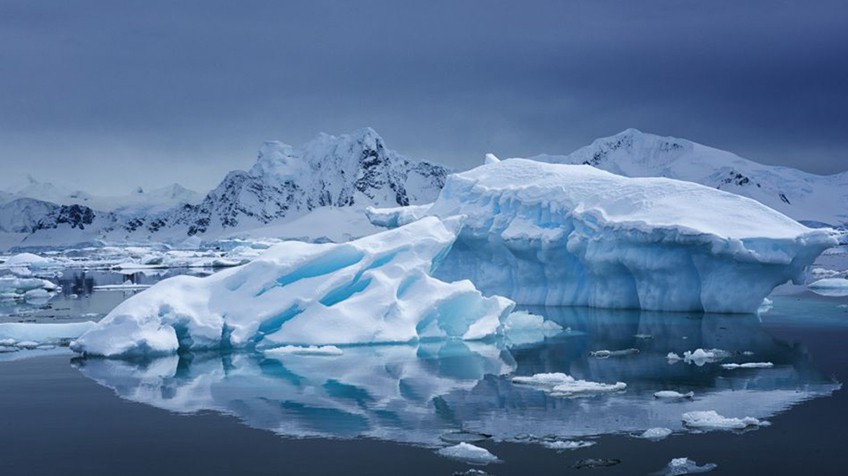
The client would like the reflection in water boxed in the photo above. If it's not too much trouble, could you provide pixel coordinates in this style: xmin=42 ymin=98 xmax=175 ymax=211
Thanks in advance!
xmin=73 ymin=307 xmax=840 ymax=448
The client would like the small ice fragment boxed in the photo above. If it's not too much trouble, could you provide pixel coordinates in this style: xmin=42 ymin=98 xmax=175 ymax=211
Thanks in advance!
xmin=666 ymin=352 xmax=682 ymax=362
xmin=720 ymin=362 xmax=774 ymax=370
xmin=640 ymin=427 xmax=672 ymax=440
xmin=683 ymin=348 xmax=730 ymax=366
xmin=590 ymin=348 xmax=639 ymax=358
xmin=542 ymin=440 xmax=595 ymax=450
xmin=263 ymin=345 xmax=343 ymax=356
xmin=453 ymin=470 xmax=491 ymax=476
xmin=634 ymin=334 xmax=653 ymax=339
xmin=437 ymin=443 xmax=500 ymax=465
xmin=654 ymin=457 xmax=717 ymax=475
xmin=757 ymin=297 xmax=773 ymax=314
xmin=742 ymin=351 xmax=754 ymax=356
xmin=512 ymin=372 xmax=626 ymax=397
xmin=440 ymin=431 xmax=492 ymax=444
xmin=682 ymin=410 xmax=767 ymax=431
xmin=654 ymin=390 xmax=694 ymax=400
xmin=572 ymin=458 xmax=621 ymax=469
xmin=15 ymin=340 xmax=39 ymax=349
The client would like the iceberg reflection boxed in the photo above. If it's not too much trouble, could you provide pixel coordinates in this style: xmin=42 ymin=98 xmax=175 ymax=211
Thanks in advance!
xmin=73 ymin=307 xmax=840 ymax=447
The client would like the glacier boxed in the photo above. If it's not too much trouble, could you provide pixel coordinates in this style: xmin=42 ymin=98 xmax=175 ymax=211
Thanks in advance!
xmin=371 ymin=159 xmax=837 ymax=313
xmin=70 ymin=217 xmax=514 ymax=357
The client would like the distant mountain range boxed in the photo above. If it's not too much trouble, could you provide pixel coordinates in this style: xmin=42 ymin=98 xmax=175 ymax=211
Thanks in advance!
xmin=530 ymin=129 xmax=848 ymax=228
xmin=1 ymin=127 xmax=844 ymax=250
xmin=0 ymin=128 xmax=449 ymax=249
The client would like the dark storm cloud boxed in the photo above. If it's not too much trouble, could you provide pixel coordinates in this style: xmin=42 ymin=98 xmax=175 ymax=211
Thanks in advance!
xmin=0 ymin=0 xmax=846 ymax=194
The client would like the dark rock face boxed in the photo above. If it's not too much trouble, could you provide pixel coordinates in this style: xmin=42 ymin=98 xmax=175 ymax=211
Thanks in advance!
xmin=36 ymin=204 xmax=96 ymax=230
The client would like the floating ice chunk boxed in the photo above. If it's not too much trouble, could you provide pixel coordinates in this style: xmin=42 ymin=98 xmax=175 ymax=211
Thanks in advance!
xmin=720 ymin=362 xmax=774 ymax=370
xmin=512 ymin=372 xmax=626 ymax=397
xmin=654 ymin=391 xmax=694 ymax=400
xmin=500 ymin=310 xmax=562 ymax=346
xmin=683 ymin=348 xmax=731 ymax=366
xmin=70 ymin=217 xmax=515 ymax=357
xmin=398 ymin=159 xmax=836 ymax=312
xmin=0 ymin=322 xmax=95 ymax=347
xmin=640 ymin=427 xmax=672 ymax=440
xmin=654 ymin=457 xmax=717 ymax=475
xmin=758 ymin=297 xmax=773 ymax=314
xmin=437 ymin=443 xmax=500 ymax=465
xmin=92 ymin=283 xmax=152 ymax=291
xmin=590 ymin=348 xmax=639 ymax=358
xmin=2 ymin=252 xmax=56 ymax=269
xmin=666 ymin=352 xmax=683 ymax=362
xmin=542 ymin=440 xmax=595 ymax=450
xmin=0 ymin=276 xmax=59 ymax=298
xmin=808 ymin=278 xmax=848 ymax=297
xmin=263 ymin=345 xmax=343 ymax=356
xmin=440 ymin=431 xmax=492 ymax=444
xmin=682 ymin=410 xmax=769 ymax=431
xmin=573 ymin=458 xmax=621 ymax=469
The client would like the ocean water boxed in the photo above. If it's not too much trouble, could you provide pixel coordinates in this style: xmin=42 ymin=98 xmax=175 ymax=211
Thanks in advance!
xmin=1 ymin=269 xmax=847 ymax=475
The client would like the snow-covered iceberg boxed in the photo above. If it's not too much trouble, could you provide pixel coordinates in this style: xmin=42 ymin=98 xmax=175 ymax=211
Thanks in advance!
xmin=70 ymin=217 xmax=515 ymax=357
xmin=372 ymin=159 xmax=837 ymax=313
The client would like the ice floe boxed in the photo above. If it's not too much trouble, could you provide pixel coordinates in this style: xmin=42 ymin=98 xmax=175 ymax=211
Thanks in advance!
xmin=654 ymin=391 xmax=694 ymax=400
xmin=511 ymin=372 xmax=626 ymax=397
xmin=682 ymin=410 xmax=769 ymax=431
xmin=437 ymin=443 xmax=500 ymax=465
xmin=721 ymin=362 xmax=774 ymax=370
xmin=808 ymin=278 xmax=848 ymax=297
xmin=0 ymin=321 xmax=96 ymax=351
xmin=654 ymin=457 xmax=717 ymax=475
xmin=263 ymin=345 xmax=343 ymax=356
xmin=639 ymin=427 xmax=673 ymax=440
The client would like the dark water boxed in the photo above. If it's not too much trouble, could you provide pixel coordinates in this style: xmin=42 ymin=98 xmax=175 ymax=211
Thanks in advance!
xmin=1 ymin=289 xmax=847 ymax=475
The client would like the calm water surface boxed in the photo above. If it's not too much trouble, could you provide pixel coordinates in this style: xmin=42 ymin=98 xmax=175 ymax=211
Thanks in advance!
xmin=1 ymin=270 xmax=847 ymax=475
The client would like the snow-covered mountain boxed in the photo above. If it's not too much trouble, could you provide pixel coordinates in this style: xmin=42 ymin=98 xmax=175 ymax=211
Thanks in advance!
xmin=531 ymin=129 xmax=848 ymax=227
xmin=173 ymin=127 xmax=448 ymax=235
xmin=0 ymin=128 xmax=449 ymax=249
xmin=1 ymin=176 xmax=202 ymax=215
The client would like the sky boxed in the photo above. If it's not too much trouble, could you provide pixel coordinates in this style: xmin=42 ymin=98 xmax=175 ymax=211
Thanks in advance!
xmin=1 ymin=0 xmax=847 ymax=195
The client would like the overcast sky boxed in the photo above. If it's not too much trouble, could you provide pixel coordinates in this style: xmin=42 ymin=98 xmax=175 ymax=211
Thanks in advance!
xmin=1 ymin=0 xmax=846 ymax=194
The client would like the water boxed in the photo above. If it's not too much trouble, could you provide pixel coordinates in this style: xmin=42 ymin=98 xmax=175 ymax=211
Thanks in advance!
xmin=1 ymin=270 xmax=847 ymax=474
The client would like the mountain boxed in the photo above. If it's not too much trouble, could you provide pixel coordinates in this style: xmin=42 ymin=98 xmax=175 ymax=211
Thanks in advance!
xmin=1 ymin=176 xmax=202 ymax=216
xmin=1 ymin=128 xmax=449 ymax=249
xmin=171 ymin=127 xmax=449 ymax=235
xmin=530 ymin=129 xmax=848 ymax=227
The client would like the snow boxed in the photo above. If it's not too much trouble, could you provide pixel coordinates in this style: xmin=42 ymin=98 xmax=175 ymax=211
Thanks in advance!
xmin=437 ymin=443 xmax=500 ymax=465
xmin=0 ymin=322 xmax=96 ymax=348
xmin=511 ymin=372 xmax=626 ymax=397
xmin=229 ymin=207 xmax=382 ymax=243
xmin=654 ymin=391 xmax=694 ymax=400
xmin=657 ymin=457 xmax=717 ymax=475
xmin=532 ymin=128 xmax=848 ymax=227
xmin=682 ymin=410 xmax=769 ymax=430
xmin=2 ymin=252 xmax=56 ymax=268
xmin=263 ymin=345 xmax=343 ymax=356
xmin=721 ymin=362 xmax=774 ymax=370
xmin=639 ymin=427 xmax=672 ymax=440
xmin=365 ymin=204 xmax=432 ymax=229
xmin=70 ymin=217 xmax=515 ymax=357
xmin=378 ymin=158 xmax=836 ymax=313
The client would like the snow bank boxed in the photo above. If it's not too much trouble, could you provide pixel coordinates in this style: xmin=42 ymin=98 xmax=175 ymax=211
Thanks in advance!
xmin=70 ymin=217 xmax=515 ymax=357
xmin=437 ymin=443 xmax=500 ymax=465
xmin=376 ymin=159 xmax=836 ymax=313
xmin=682 ymin=410 xmax=768 ymax=431
xmin=512 ymin=372 xmax=626 ymax=397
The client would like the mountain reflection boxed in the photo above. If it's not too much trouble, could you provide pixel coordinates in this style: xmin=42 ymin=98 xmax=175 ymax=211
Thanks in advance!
xmin=73 ymin=307 xmax=840 ymax=447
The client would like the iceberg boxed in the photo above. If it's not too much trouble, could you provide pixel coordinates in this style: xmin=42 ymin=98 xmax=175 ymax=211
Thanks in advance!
xmin=0 ymin=321 xmax=96 ymax=349
xmin=436 ymin=443 xmax=500 ymax=465
xmin=70 ymin=217 xmax=515 ymax=357
xmin=682 ymin=410 xmax=768 ymax=431
xmin=371 ymin=159 xmax=837 ymax=312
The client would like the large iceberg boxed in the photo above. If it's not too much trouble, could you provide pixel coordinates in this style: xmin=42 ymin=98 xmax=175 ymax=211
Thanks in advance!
xmin=70 ymin=217 xmax=514 ymax=357
xmin=371 ymin=159 xmax=836 ymax=313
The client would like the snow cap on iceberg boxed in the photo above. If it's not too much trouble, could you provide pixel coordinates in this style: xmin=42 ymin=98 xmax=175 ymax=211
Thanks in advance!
xmin=395 ymin=159 xmax=836 ymax=313
xmin=70 ymin=217 xmax=515 ymax=357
